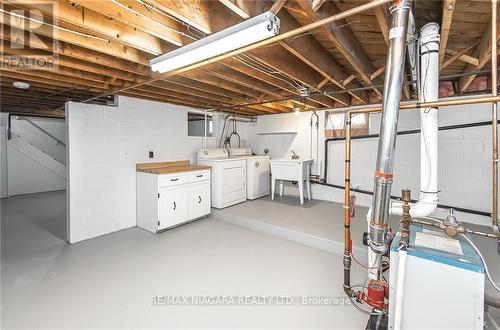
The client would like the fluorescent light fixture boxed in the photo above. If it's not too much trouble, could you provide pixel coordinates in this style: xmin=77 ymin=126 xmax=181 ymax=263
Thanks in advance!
xmin=150 ymin=12 xmax=280 ymax=74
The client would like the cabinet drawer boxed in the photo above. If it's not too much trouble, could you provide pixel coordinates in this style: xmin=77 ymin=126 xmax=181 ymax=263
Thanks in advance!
xmin=159 ymin=174 xmax=187 ymax=188
xmin=188 ymin=170 xmax=210 ymax=183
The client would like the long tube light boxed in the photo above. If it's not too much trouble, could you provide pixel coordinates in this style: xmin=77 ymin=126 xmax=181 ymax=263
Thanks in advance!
xmin=150 ymin=12 xmax=280 ymax=73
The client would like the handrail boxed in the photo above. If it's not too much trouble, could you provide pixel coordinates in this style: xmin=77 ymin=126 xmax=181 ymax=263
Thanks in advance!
xmin=16 ymin=116 xmax=66 ymax=147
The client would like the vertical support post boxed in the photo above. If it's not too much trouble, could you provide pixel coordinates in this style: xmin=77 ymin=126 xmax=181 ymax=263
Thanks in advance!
xmin=492 ymin=0 xmax=499 ymax=233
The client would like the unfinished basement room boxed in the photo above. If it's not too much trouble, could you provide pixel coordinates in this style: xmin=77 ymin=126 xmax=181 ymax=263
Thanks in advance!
xmin=1 ymin=0 xmax=500 ymax=329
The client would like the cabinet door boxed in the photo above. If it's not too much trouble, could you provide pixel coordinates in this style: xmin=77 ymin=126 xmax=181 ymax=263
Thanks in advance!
xmin=158 ymin=186 xmax=187 ymax=230
xmin=187 ymin=182 xmax=211 ymax=220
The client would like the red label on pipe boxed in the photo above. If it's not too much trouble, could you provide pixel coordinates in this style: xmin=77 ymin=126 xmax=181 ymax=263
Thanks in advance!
xmin=375 ymin=171 xmax=394 ymax=179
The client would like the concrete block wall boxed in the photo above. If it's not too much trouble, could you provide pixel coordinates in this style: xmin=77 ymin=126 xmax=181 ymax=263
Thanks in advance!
xmin=328 ymin=103 xmax=492 ymax=213
xmin=243 ymin=101 xmax=495 ymax=226
xmin=66 ymin=96 xmax=218 ymax=243
xmin=244 ymin=111 xmax=325 ymax=176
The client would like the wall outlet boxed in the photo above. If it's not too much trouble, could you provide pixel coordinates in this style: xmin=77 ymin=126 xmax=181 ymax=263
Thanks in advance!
xmin=121 ymin=151 xmax=129 ymax=159
xmin=148 ymin=151 xmax=154 ymax=158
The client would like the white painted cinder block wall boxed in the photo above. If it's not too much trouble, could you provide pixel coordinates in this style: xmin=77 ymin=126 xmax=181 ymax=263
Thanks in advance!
xmin=66 ymin=96 xmax=220 ymax=243
xmin=242 ymin=101 xmax=495 ymax=226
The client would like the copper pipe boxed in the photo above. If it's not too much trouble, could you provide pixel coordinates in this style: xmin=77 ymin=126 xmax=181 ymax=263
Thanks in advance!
xmin=492 ymin=0 xmax=498 ymax=233
xmin=343 ymin=115 xmax=353 ymax=296
xmin=72 ymin=0 xmax=393 ymax=106
xmin=400 ymin=189 xmax=411 ymax=245
xmin=467 ymin=228 xmax=500 ymax=239
xmin=346 ymin=95 xmax=500 ymax=116
xmin=341 ymin=93 xmax=500 ymax=298
xmin=411 ymin=218 xmax=500 ymax=239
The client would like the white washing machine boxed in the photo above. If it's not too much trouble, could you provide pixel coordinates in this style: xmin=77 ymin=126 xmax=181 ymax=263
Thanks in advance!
xmin=229 ymin=148 xmax=271 ymax=200
xmin=197 ymin=149 xmax=247 ymax=209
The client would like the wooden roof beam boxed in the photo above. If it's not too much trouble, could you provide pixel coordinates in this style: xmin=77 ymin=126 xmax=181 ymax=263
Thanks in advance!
xmin=374 ymin=3 xmax=390 ymax=45
xmin=142 ymin=0 xmax=213 ymax=35
xmin=0 ymin=8 xmax=152 ymax=65
xmin=445 ymin=49 xmax=479 ymax=66
xmin=0 ymin=27 xmax=150 ymax=76
xmin=441 ymin=41 xmax=479 ymax=70
xmin=220 ymin=0 xmax=365 ymax=104
xmin=151 ymin=78 xmax=290 ymax=113
xmin=220 ymin=57 xmax=325 ymax=109
xmin=0 ymin=68 xmax=113 ymax=90
xmin=70 ymin=0 xmax=188 ymax=46
xmin=4 ymin=0 xmax=170 ymax=55
xmin=0 ymin=70 xmax=106 ymax=92
xmin=294 ymin=0 xmax=382 ymax=97
xmin=141 ymin=0 xmax=348 ymax=107
xmin=2 ymin=44 xmax=138 ymax=82
xmin=439 ymin=0 xmax=457 ymax=67
xmin=458 ymin=13 xmax=500 ymax=92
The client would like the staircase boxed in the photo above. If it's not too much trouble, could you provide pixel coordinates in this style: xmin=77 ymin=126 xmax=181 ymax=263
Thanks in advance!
xmin=10 ymin=116 xmax=66 ymax=165
xmin=5 ymin=116 xmax=66 ymax=196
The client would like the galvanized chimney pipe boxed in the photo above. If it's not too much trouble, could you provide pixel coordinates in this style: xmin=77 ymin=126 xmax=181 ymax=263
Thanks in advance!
xmin=368 ymin=0 xmax=412 ymax=275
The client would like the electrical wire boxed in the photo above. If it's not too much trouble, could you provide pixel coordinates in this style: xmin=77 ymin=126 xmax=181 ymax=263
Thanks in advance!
xmin=235 ymin=55 xmax=303 ymax=91
xmin=351 ymin=250 xmax=382 ymax=270
xmin=348 ymin=297 xmax=385 ymax=317
xmin=133 ymin=0 xmax=202 ymax=40
xmin=460 ymin=234 xmax=500 ymax=293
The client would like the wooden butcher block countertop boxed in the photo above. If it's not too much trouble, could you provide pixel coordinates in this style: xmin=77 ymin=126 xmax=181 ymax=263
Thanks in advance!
xmin=136 ymin=160 xmax=211 ymax=175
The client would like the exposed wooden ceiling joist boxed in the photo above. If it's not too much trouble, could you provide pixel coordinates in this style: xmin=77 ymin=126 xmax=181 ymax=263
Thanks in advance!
xmin=439 ymin=0 xmax=457 ymax=67
xmin=458 ymin=12 xmax=500 ymax=92
xmin=293 ymin=0 xmax=383 ymax=97
xmin=1 ymin=0 xmax=494 ymax=116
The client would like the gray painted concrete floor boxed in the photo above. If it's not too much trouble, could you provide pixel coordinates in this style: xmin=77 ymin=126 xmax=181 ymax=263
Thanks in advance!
xmin=214 ymin=195 xmax=500 ymax=322
xmin=212 ymin=195 xmax=400 ymax=251
xmin=1 ymin=191 xmax=371 ymax=330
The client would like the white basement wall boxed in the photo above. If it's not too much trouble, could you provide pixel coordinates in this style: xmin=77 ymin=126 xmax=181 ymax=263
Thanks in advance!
xmin=243 ymin=101 xmax=496 ymax=226
xmin=66 ymin=96 xmax=218 ymax=243
xmin=1 ymin=114 xmax=7 ymax=198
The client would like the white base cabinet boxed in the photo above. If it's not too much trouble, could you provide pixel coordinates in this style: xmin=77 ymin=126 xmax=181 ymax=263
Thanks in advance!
xmin=137 ymin=169 xmax=211 ymax=233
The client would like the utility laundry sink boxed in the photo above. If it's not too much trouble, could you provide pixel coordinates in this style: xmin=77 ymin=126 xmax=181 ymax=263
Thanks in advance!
xmin=270 ymin=158 xmax=313 ymax=205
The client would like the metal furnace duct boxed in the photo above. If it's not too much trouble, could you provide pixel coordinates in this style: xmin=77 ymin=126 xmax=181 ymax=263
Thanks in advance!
xmin=368 ymin=0 xmax=412 ymax=257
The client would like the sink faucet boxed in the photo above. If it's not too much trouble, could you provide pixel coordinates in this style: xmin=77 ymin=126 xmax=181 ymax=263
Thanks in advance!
xmin=291 ymin=151 xmax=299 ymax=159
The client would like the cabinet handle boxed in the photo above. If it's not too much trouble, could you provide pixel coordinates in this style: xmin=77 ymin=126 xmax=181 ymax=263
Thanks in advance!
xmin=171 ymin=178 xmax=179 ymax=182
xmin=196 ymin=174 xmax=203 ymax=178
xmin=198 ymin=196 xmax=201 ymax=204
xmin=173 ymin=202 xmax=176 ymax=210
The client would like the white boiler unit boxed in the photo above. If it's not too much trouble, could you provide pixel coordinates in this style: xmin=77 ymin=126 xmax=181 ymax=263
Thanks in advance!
xmin=197 ymin=149 xmax=247 ymax=209
xmin=389 ymin=225 xmax=484 ymax=330
xmin=229 ymin=148 xmax=271 ymax=200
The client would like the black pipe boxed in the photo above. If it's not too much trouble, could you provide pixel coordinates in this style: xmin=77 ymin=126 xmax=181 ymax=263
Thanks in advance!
xmin=7 ymin=113 xmax=12 ymax=140
xmin=324 ymin=119 xmax=500 ymax=181
xmin=321 ymin=119 xmax=499 ymax=218
xmin=313 ymin=181 xmax=491 ymax=217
